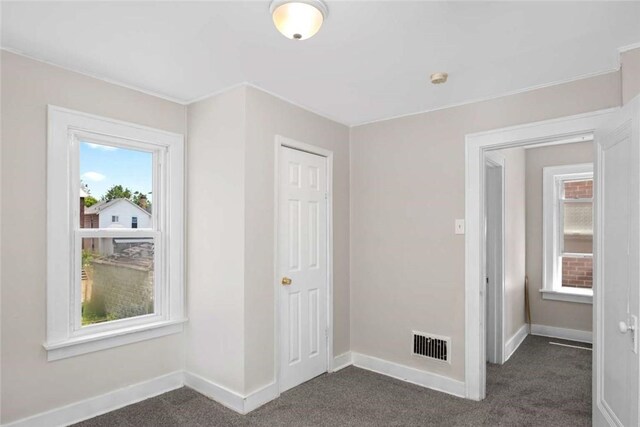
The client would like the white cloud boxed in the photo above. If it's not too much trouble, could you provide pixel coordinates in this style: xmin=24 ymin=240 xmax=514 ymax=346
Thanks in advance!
xmin=82 ymin=171 xmax=106 ymax=182
xmin=85 ymin=142 xmax=118 ymax=151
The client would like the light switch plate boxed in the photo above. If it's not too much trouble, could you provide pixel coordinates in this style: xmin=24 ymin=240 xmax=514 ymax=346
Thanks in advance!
xmin=455 ymin=219 xmax=465 ymax=235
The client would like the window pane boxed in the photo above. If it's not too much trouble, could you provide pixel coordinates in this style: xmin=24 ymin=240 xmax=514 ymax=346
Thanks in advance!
xmin=562 ymin=256 xmax=593 ymax=289
xmin=80 ymin=141 xmax=153 ymax=229
xmin=563 ymin=179 xmax=592 ymax=199
xmin=81 ymin=238 xmax=155 ymax=326
xmin=563 ymin=201 xmax=593 ymax=254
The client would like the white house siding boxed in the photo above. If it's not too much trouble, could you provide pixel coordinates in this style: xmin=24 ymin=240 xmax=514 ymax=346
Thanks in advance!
xmin=98 ymin=200 xmax=151 ymax=229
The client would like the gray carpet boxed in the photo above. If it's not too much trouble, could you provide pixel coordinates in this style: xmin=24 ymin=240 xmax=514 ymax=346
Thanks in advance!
xmin=74 ymin=335 xmax=591 ymax=426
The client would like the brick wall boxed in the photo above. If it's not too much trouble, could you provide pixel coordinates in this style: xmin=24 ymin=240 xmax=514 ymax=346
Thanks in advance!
xmin=564 ymin=179 xmax=593 ymax=199
xmin=562 ymin=256 xmax=593 ymax=288
xmin=562 ymin=179 xmax=593 ymax=288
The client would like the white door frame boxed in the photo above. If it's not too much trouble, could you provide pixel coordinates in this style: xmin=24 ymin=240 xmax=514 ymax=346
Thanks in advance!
xmin=464 ymin=108 xmax=618 ymax=400
xmin=484 ymin=152 xmax=506 ymax=365
xmin=273 ymin=135 xmax=334 ymax=395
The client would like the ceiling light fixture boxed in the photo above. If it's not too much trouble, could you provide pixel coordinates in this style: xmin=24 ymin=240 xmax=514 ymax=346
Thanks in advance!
xmin=270 ymin=0 xmax=328 ymax=41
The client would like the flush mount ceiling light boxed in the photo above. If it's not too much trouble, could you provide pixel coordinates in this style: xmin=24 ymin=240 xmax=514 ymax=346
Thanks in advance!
xmin=270 ymin=0 xmax=328 ymax=40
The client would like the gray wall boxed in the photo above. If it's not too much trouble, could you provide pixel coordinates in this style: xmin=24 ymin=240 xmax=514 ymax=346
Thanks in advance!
xmin=525 ymin=142 xmax=594 ymax=332
xmin=1 ymin=51 xmax=187 ymax=424
xmin=349 ymin=71 xmax=620 ymax=382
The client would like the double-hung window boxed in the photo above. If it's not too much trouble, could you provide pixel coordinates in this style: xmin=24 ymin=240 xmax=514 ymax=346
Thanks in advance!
xmin=45 ymin=106 xmax=186 ymax=360
xmin=542 ymin=163 xmax=593 ymax=304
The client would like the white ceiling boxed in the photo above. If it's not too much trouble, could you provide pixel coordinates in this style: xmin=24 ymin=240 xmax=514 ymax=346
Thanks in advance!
xmin=2 ymin=1 xmax=640 ymax=126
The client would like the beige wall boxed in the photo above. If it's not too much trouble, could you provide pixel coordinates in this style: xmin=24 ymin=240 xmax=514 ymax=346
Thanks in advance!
xmin=1 ymin=40 xmax=636 ymax=421
xmin=622 ymin=47 xmax=640 ymax=104
xmin=243 ymin=86 xmax=350 ymax=393
xmin=185 ymin=85 xmax=350 ymax=395
xmin=186 ymin=86 xmax=248 ymax=392
xmin=350 ymin=71 xmax=620 ymax=381
xmin=525 ymin=142 xmax=594 ymax=332
xmin=493 ymin=148 xmax=527 ymax=340
xmin=1 ymin=51 xmax=187 ymax=423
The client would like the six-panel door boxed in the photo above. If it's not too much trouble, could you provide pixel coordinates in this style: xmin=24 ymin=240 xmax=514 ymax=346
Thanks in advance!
xmin=278 ymin=146 xmax=328 ymax=392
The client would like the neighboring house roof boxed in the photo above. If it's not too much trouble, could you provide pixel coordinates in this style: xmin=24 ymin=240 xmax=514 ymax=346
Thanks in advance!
xmin=84 ymin=198 xmax=151 ymax=217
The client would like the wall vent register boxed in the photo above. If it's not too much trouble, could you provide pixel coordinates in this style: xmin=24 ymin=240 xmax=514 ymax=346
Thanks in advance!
xmin=412 ymin=331 xmax=450 ymax=362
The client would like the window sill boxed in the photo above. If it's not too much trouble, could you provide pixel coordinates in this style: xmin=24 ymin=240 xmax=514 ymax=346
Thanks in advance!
xmin=540 ymin=289 xmax=592 ymax=304
xmin=43 ymin=318 xmax=187 ymax=361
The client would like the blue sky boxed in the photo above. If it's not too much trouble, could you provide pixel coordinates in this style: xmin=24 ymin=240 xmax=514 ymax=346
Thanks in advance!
xmin=80 ymin=141 xmax=152 ymax=200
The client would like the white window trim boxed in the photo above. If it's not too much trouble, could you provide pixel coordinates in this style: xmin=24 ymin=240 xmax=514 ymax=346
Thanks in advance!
xmin=542 ymin=163 xmax=593 ymax=304
xmin=45 ymin=105 xmax=186 ymax=361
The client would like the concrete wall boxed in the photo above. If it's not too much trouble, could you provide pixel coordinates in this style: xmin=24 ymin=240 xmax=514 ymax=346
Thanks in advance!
xmin=91 ymin=260 xmax=154 ymax=321
xmin=349 ymin=71 xmax=620 ymax=382
xmin=0 ymin=51 xmax=187 ymax=424
xmin=525 ymin=142 xmax=594 ymax=332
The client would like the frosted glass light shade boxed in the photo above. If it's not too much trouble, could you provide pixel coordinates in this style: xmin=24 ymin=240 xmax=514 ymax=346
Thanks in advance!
xmin=271 ymin=1 xmax=326 ymax=40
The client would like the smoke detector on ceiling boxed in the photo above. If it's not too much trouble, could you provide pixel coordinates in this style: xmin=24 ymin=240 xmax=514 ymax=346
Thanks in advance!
xmin=430 ymin=72 xmax=448 ymax=85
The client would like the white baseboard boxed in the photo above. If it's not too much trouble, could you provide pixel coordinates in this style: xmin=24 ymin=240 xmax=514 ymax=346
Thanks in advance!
xmin=351 ymin=352 xmax=465 ymax=398
xmin=504 ymin=324 xmax=529 ymax=362
xmin=243 ymin=381 xmax=279 ymax=413
xmin=530 ymin=324 xmax=592 ymax=344
xmin=331 ymin=351 xmax=353 ymax=372
xmin=183 ymin=371 xmax=278 ymax=415
xmin=2 ymin=371 xmax=183 ymax=427
xmin=4 ymin=350 xmax=471 ymax=426
xmin=183 ymin=371 xmax=245 ymax=413
xmin=4 ymin=370 xmax=279 ymax=427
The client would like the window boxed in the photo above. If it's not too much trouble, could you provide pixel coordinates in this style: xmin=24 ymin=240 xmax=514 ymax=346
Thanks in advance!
xmin=542 ymin=163 xmax=593 ymax=304
xmin=45 ymin=106 xmax=185 ymax=360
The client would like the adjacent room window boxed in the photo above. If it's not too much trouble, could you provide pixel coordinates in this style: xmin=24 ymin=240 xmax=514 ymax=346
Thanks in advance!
xmin=46 ymin=106 xmax=185 ymax=360
xmin=542 ymin=163 xmax=593 ymax=304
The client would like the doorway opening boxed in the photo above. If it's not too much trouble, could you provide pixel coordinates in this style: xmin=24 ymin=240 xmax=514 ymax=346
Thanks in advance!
xmin=464 ymin=108 xmax=618 ymax=402
xmin=484 ymin=138 xmax=595 ymax=365
xmin=468 ymin=101 xmax=640 ymax=425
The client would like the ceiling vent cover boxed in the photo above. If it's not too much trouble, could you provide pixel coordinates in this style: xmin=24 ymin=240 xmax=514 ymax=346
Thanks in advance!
xmin=412 ymin=331 xmax=450 ymax=362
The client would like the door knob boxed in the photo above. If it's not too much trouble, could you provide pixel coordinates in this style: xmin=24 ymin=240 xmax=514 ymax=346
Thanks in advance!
xmin=281 ymin=277 xmax=292 ymax=285
xmin=619 ymin=321 xmax=635 ymax=334
xmin=618 ymin=315 xmax=639 ymax=354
